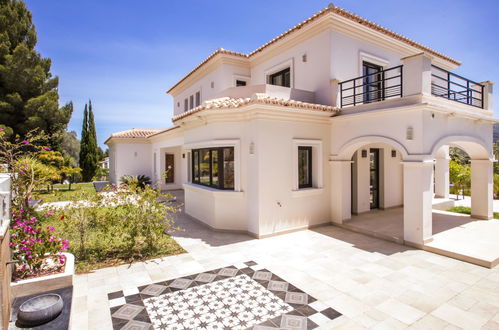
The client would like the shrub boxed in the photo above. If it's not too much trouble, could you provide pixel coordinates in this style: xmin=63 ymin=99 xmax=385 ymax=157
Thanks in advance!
xmin=120 ymin=174 xmax=151 ymax=189
xmin=10 ymin=209 xmax=68 ymax=279
xmin=56 ymin=185 xmax=180 ymax=267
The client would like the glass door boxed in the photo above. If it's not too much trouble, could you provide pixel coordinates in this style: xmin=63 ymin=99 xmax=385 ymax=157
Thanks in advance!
xmin=369 ymin=149 xmax=380 ymax=209
xmin=165 ymin=154 xmax=174 ymax=184
xmin=363 ymin=61 xmax=383 ymax=103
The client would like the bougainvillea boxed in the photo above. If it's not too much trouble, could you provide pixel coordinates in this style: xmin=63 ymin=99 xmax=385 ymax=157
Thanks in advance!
xmin=9 ymin=208 xmax=68 ymax=279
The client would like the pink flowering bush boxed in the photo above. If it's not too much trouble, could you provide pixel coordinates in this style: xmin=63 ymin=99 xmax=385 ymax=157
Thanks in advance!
xmin=9 ymin=208 xmax=68 ymax=279
xmin=0 ymin=129 xmax=70 ymax=279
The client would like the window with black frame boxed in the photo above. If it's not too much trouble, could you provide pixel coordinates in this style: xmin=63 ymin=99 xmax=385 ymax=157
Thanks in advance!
xmin=192 ymin=147 xmax=234 ymax=190
xmin=298 ymin=146 xmax=312 ymax=189
xmin=362 ymin=61 xmax=383 ymax=103
xmin=269 ymin=67 xmax=291 ymax=87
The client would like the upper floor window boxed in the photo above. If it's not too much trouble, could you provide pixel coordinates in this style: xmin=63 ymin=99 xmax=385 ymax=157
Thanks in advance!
xmin=195 ymin=92 xmax=200 ymax=107
xmin=269 ymin=68 xmax=290 ymax=87
xmin=192 ymin=147 xmax=234 ymax=190
xmin=184 ymin=91 xmax=201 ymax=112
xmin=236 ymin=80 xmax=247 ymax=87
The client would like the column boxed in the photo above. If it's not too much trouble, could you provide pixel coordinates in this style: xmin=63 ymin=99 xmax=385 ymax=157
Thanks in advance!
xmin=471 ymin=159 xmax=493 ymax=220
xmin=330 ymin=160 xmax=352 ymax=224
xmin=434 ymin=146 xmax=450 ymax=198
xmin=403 ymin=161 xmax=434 ymax=246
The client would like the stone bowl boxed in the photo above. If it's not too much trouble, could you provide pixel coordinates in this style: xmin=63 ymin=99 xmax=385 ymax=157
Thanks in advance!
xmin=17 ymin=293 xmax=63 ymax=326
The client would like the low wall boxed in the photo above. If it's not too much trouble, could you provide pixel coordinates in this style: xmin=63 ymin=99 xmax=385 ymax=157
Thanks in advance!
xmin=0 ymin=174 xmax=11 ymax=329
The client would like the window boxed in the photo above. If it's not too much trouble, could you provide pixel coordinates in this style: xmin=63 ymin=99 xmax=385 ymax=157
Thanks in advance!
xmin=192 ymin=147 xmax=234 ymax=190
xmin=184 ymin=98 xmax=188 ymax=112
xmin=189 ymin=95 xmax=194 ymax=109
xmin=236 ymin=80 xmax=247 ymax=87
xmin=195 ymin=92 xmax=200 ymax=107
xmin=269 ymin=68 xmax=290 ymax=87
xmin=298 ymin=146 xmax=312 ymax=188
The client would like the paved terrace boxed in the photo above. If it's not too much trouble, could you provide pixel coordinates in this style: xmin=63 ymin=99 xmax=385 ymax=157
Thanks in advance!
xmin=342 ymin=207 xmax=499 ymax=268
xmin=69 ymin=193 xmax=499 ymax=329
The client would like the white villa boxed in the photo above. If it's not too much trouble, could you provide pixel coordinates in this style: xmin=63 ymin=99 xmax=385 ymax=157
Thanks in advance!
xmin=106 ymin=4 xmax=495 ymax=248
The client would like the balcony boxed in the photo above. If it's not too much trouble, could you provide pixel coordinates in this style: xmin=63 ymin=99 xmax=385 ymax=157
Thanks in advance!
xmin=212 ymin=84 xmax=315 ymax=103
xmin=431 ymin=65 xmax=484 ymax=108
xmin=338 ymin=66 xmax=402 ymax=107
xmin=336 ymin=54 xmax=491 ymax=113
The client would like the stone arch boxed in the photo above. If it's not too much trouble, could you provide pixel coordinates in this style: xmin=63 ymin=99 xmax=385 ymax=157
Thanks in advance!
xmin=431 ymin=135 xmax=491 ymax=160
xmin=335 ymin=135 xmax=410 ymax=160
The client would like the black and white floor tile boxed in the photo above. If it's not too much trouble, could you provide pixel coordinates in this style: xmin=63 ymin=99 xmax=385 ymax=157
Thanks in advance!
xmin=107 ymin=261 xmax=342 ymax=330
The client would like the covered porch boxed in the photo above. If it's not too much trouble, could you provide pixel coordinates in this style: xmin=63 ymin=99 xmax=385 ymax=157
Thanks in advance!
xmin=339 ymin=207 xmax=499 ymax=268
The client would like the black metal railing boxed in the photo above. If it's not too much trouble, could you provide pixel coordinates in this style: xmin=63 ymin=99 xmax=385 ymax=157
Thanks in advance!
xmin=431 ymin=65 xmax=484 ymax=108
xmin=339 ymin=65 xmax=403 ymax=108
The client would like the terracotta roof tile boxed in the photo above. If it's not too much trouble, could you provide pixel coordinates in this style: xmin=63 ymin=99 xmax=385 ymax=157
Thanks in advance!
xmin=109 ymin=128 xmax=162 ymax=139
xmin=172 ymin=94 xmax=339 ymax=122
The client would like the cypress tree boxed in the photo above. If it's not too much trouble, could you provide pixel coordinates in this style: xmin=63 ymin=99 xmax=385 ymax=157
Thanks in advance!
xmin=87 ymin=100 xmax=99 ymax=179
xmin=79 ymin=101 xmax=99 ymax=181
xmin=79 ymin=104 xmax=90 ymax=180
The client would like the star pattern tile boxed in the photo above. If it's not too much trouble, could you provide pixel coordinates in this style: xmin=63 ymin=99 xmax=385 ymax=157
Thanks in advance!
xmin=108 ymin=261 xmax=342 ymax=329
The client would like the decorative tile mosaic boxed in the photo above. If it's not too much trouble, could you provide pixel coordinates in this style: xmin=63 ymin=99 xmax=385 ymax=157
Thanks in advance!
xmin=107 ymin=261 xmax=341 ymax=329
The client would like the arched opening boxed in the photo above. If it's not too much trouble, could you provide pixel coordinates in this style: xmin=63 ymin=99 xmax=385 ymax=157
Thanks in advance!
xmin=330 ymin=135 xmax=493 ymax=247
xmin=331 ymin=138 xmax=407 ymax=242
xmin=433 ymin=139 xmax=493 ymax=221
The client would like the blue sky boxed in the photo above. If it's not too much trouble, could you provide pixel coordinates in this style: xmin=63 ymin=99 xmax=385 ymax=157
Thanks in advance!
xmin=26 ymin=0 xmax=499 ymax=149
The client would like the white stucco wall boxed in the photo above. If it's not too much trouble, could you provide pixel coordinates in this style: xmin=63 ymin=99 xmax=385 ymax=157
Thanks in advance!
xmin=250 ymin=31 xmax=332 ymax=106
xmin=173 ymin=64 xmax=251 ymax=116
xmin=108 ymin=142 xmax=152 ymax=184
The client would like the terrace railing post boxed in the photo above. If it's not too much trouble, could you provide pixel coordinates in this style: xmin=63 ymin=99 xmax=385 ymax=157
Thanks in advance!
xmin=401 ymin=53 xmax=432 ymax=97
xmin=480 ymin=81 xmax=494 ymax=111
xmin=331 ymin=79 xmax=341 ymax=108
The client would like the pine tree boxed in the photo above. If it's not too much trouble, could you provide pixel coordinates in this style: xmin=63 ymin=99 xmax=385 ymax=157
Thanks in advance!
xmin=0 ymin=0 xmax=73 ymax=149
xmin=79 ymin=101 xmax=99 ymax=181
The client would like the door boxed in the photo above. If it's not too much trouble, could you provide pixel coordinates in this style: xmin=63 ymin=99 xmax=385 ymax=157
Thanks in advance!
xmin=165 ymin=154 xmax=174 ymax=184
xmin=369 ymin=149 xmax=380 ymax=209
xmin=362 ymin=61 xmax=384 ymax=103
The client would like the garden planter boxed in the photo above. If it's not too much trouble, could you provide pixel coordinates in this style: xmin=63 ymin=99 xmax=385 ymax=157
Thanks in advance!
xmin=17 ymin=293 xmax=63 ymax=326
xmin=10 ymin=253 xmax=74 ymax=298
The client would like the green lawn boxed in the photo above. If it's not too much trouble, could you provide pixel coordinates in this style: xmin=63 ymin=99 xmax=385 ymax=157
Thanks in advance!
xmin=447 ymin=206 xmax=499 ymax=219
xmin=34 ymin=182 xmax=96 ymax=203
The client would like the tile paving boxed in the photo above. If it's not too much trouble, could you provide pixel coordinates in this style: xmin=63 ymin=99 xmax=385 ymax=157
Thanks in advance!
xmin=107 ymin=261 xmax=341 ymax=329
xmin=71 ymin=191 xmax=499 ymax=329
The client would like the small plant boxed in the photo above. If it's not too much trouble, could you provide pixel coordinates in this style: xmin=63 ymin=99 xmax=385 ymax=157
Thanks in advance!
xmin=120 ymin=174 xmax=151 ymax=189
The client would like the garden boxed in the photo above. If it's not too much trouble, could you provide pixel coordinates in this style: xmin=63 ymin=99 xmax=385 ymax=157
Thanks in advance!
xmin=1 ymin=129 xmax=184 ymax=281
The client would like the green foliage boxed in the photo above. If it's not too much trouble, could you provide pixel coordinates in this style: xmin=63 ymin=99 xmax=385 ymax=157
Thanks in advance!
xmin=0 ymin=128 xmax=56 ymax=209
xmin=94 ymin=167 xmax=109 ymax=181
xmin=448 ymin=206 xmax=499 ymax=219
xmin=55 ymin=185 xmax=183 ymax=271
xmin=449 ymin=160 xmax=470 ymax=198
xmin=61 ymin=130 xmax=80 ymax=166
xmin=0 ymin=0 xmax=72 ymax=150
xmin=79 ymin=101 xmax=99 ymax=181
xmin=120 ymin=174 xmax=151 ymax=189
xmin=449 ymin=147 xmax=470 ymax=166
